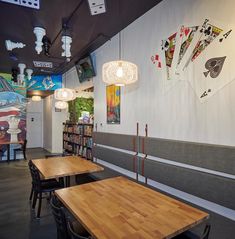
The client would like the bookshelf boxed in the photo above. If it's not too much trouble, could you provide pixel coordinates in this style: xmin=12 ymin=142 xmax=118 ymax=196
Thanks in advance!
xmin=63 ymin=122 xmax=93 ymax=160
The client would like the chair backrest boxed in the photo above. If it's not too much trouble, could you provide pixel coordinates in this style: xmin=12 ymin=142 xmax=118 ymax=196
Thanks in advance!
xmin=28 ymin=160 xmax=42 ymax=191
xmin=202 ymin=224 xmax=211 ymax=239
xmin=50 ymin=195 xmax=70 ymax=239
xmin=67 ymin=220 xmax=90 ymax=239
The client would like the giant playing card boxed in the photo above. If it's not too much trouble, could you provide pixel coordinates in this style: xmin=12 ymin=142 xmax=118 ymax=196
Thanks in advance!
xmin=187 ymin=28 xmax=233 ymax=102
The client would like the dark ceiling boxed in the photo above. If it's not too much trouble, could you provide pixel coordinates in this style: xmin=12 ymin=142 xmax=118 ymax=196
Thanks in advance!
xmin=0 ymin=0 xmax=162 ymax=75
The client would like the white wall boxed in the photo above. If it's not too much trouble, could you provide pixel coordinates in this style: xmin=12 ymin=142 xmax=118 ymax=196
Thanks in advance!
xmin=43 ymin=96 xmax=52 ymax=152
xmin=93 ymin=0 xmax=235 ymax=147
xmin=43 ymin=95 xmax=68 ymax=153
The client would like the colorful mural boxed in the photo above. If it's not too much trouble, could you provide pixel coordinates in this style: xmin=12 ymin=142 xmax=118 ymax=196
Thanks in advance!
xmin=106 ymin=85 xmax=120 ymax=124
xmin=27 ymin=74 xmax=62 ymax=91
xmin=0 ymin=73 xmax=26 ymax=160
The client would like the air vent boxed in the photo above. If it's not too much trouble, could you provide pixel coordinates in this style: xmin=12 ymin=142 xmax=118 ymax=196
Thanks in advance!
xmin=33 ymin=61 xmax=53 ymax=68
xmin=87 ymin=0 xmax=106 ymax=15
xmin=0 ymin=0 xmax=40 ymax=9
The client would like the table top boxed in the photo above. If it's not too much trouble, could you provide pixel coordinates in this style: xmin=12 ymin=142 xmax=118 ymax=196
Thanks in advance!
xmin=32 ymin=156 xmax=104 ymax=179
xmin=55 ymin=176 xmax=209 ymax=239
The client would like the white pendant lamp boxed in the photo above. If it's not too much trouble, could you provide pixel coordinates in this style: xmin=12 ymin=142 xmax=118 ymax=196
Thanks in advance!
xmin=32 ymin=95 xmax=41 ymax=101
xmin=54 ymin=88 xmax=75 ymax=101
xmin=102 ymin=30 xmax=138 ymax=86
xmin=54 ymin=71 xmax=76 ymax=101
xmin=55 ymin=101 xmax=68 ymax=109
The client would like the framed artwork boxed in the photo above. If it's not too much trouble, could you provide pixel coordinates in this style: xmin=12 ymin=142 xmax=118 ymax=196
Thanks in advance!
xmin=106 ymin=85 xmax=120 ymax=124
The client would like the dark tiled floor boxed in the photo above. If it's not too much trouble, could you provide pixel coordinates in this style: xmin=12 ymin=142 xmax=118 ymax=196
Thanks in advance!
xmin=0 ymin=148 xmax=57 ymax=239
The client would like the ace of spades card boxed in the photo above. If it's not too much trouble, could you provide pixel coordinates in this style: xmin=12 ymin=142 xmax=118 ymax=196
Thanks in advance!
xmin=187 ymin=28 xmax=233 ymax=103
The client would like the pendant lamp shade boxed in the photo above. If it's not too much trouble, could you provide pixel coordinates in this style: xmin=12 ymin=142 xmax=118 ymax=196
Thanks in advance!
xmin=102 ymin=60 xmax=138 ymax=86
xmin=54 ymin=88 xmax=75 ymax=101
xmin=55 ymin=101 xmax=68 ymax=109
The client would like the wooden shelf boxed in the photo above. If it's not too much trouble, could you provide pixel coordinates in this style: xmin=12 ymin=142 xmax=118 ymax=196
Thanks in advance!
xmin=63 ymin=122 xmax=93 ymax=160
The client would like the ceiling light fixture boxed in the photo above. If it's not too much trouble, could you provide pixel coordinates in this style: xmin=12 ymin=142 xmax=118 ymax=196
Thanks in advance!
xmin=32 ymin=95 xmax=41 ymax=102
xmin=5 ymin=40 xmax=26 ymax=51
xmin=54 ymin=88 xmax=75 ymax=101
xmin=26 ymin=69 xmax=33 ymax=80
xmin=102 ymin=32 xmax=137 ymax=86
xmin=54 ymin=71 xmax=75 ymax=102
xmin=102 ymin=0 xmax=138 ymax=86
xmin=55 ymin=101 xmax=68 ymax=110
xmin=33 ymin=27 xmax=46 ymax=54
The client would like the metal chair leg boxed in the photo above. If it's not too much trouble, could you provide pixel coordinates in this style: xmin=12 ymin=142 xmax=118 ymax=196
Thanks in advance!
xmin=32 ymin=192 xmax=38 ymax=209
xmin=37 ymin=192 xmax=42 ymax=218
xmin=29 ymin=187 xmax=33 ymax=201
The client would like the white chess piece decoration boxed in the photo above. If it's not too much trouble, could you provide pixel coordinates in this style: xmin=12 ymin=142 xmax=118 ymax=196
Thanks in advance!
xmin=18 ymin=63 xmax=26 ymax=85
xmin=26 ymin=69 xmax=33 ymax=80
xmin=61 ymin=35 xmax=72 ymax=60
xmin=5 ymin=40 xmax=26 ymax=51
xmin=7 ymin=116 xmax=21 ymax=142
xmin=33 ymin=27 xmax=46 ymax=54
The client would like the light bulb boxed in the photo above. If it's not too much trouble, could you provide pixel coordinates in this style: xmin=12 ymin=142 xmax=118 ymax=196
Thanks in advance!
xmin=116 ymin=66 xmax=123 ymax=78
xmin=62 ymin=91 xmax=68 ymax=97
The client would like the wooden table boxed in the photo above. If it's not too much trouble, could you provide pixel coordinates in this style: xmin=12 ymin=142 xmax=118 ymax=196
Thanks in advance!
xmin=32 ymin=156 xmax=104 ymax=186
xmin=55 ymin=176 xmax=209 ymax=239
xmin=0 ymin=141 xmax=23 ymax=163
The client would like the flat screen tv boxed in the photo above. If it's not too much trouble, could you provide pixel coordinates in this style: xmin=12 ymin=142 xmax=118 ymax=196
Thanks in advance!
xmin=76 ymin=55 xmax=96 ymax=83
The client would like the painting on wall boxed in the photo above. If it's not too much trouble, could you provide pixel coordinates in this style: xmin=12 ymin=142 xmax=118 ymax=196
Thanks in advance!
xmin=106 ymin=85 xmax=120 ymax=124
xmin=0 ymin=73 xmax=26 ymax=159
xmin=27 ymin=74 xmax=62 ymax=91
xmin=151 ymin=18 xmax=233 ymax=103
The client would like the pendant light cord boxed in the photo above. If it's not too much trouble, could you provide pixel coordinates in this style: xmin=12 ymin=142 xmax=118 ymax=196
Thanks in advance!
xmin=118 ymin=0 xmax=121 ymax=60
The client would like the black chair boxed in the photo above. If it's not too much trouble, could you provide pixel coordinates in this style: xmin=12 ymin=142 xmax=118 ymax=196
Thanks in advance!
xmin=67 ymin=220 xmax=92 ymax=239
xmin=14 ymin=139 xmax=27 ymax=160
xmin=28 ymin=160 xmax=62 ymax=201
xmin=28 ymin=161 xmax=64 ymax=218
xmin=50 ymin=195 xmax=70 ymax=239
xmin=175 ymin=224 xmax=211 ymax=239
xmin=50 ymin=195 xmax=91 ymax=239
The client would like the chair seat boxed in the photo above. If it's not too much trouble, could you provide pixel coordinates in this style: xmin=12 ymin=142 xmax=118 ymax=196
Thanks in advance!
xmin=72 ymin=221 xmax=90 ymax=238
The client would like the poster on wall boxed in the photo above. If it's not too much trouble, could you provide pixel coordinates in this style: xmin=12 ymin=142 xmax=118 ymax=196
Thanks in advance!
xmin=27 ymin=74 xmax=62 ymax=91
xmin=106 ymin=85 xmax=120 ymax=124
xmin=0 ymin=73 xmax=26 ymax=159
xmin=151 ymin=18 xmax=233 ymax=103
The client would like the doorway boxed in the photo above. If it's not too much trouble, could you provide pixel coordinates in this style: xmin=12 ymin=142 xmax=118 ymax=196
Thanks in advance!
xmin=26 ymin=112 xmax=43 ymax=148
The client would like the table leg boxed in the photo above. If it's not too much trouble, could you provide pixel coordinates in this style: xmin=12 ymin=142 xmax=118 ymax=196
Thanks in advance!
xmin=65 ymin=176 xmax=70 ymax=187
xmin=7 ymin=144 xmax=10 ymax=163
